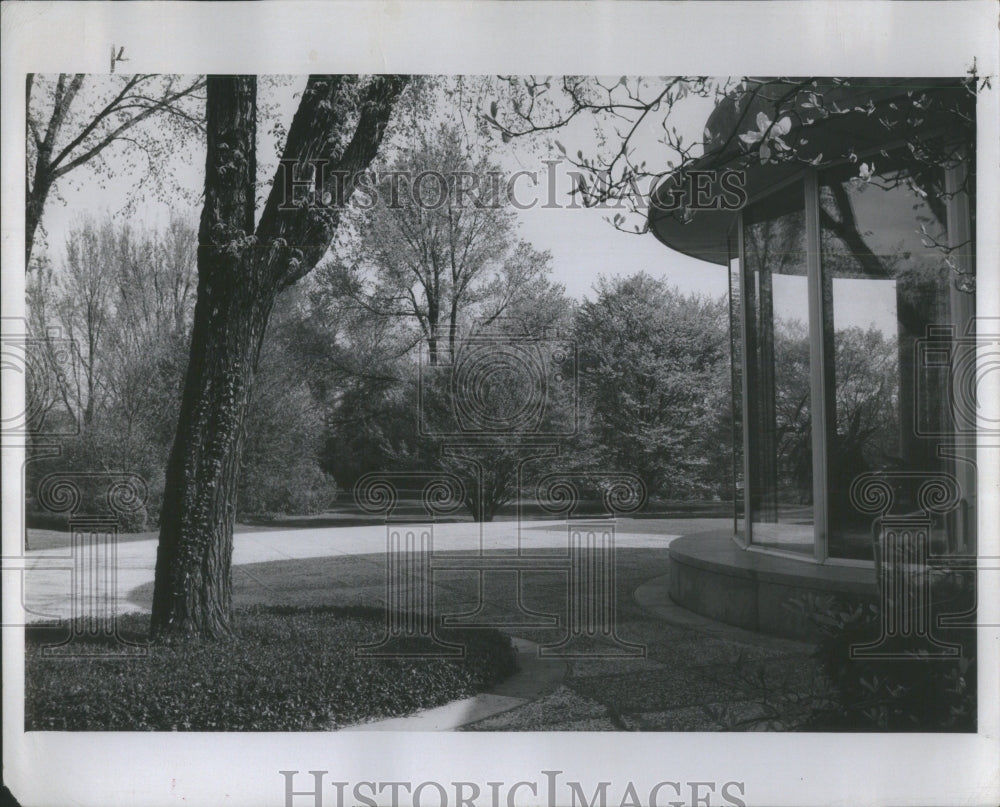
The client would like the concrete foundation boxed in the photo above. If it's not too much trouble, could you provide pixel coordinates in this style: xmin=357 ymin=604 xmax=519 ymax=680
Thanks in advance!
xmin=668 ymin=531 xmax=878 ymax=641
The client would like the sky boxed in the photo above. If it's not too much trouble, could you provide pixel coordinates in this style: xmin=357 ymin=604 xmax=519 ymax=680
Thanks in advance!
xmin=35 ymin=75 xmax=730 ymax=305
xmin=37 ymin=73 xmax=930 ymax=329
xmin=41 ymin=166 xmax=730 ymax=301
xmin=507 ymin=158 xmax=728 ymax=300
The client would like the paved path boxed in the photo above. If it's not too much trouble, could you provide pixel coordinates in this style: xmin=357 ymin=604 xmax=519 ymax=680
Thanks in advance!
xmin=16 ymin=520 xmax=680 ymax=624
xmin=345 ymin=636 xmax=568 ymax=731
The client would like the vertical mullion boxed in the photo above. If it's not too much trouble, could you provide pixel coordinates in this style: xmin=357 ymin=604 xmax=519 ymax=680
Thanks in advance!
xmin=737 ymin=211 xmax=752 ymax=548
xmin=728 ymin=238 xmax=739 ymax=541
xmin=728 ymin=239 xmax=740 ymax=541
xmin=804 ymin=171 xmax=829 ymax=562
xmin=945 ymin=154 xmax=976 ymax=553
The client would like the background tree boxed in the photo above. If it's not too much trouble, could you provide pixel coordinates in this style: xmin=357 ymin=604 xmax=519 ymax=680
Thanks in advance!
xmin=328 ymin=123 xmax=552 ymax=364
xmin=25 ymin=216 xmax=199 ymax=529
xmin=238 ymin=289 xmax=339 ymax=517
xmin=25 ymin=73 xmax=206 ymax=265
xmin=305 ymin=116 xmax=570 ymax=516
xmin=573 ymin=273 xmax=731 ymax=500
xmin=419 ymin=309 xmax=577 ymax=522
xmin=313 ymin=279 xmax=574 ymax=520
xmin=31 ymin=221 xmax=111 ymax=429
xmin=26 ymin=214 xmax=338 ymax=529
xmin=298 ymin=256 xmax=427 ymax=493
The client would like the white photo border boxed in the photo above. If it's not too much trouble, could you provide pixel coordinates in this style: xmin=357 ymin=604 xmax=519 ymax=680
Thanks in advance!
xmin=2 ymin=2 xmax=998 ymax=806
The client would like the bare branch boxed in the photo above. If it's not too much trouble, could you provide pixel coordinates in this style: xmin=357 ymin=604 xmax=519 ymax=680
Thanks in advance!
xmin=50 ymin=77 xmax=207 ymax=178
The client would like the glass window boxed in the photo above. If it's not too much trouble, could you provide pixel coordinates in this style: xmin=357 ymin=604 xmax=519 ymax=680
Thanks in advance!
xmin=819 ymin=156 xmax=971 ymax=559
xmin=742 ymin=183 xmax=814 ymax=554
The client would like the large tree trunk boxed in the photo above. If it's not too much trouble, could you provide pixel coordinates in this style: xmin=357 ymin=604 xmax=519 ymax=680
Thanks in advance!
xmin=151 ymin=76 xmax=261 ymax=638
xmin=151 ymin=73 xmax=407 ymax=638
xmin=150 ymin=272 xmax=275 ymax=637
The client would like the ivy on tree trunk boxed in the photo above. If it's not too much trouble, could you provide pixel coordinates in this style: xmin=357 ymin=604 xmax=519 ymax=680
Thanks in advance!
xmin=150 ymin=74 xmax=407 ymax=638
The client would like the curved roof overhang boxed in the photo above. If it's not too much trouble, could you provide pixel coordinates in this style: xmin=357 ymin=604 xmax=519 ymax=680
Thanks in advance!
xmin=647 ymin=77 xmax=971 ymax=266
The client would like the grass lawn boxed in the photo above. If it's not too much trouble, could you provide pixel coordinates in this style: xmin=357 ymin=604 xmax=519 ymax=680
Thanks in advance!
xmin=25 ymin=605 xmax=518 ymax=731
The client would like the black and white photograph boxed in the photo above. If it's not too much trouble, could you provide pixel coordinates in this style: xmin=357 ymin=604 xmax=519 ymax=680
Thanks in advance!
xmin=2 ymin=3 xmax=998 ymax=806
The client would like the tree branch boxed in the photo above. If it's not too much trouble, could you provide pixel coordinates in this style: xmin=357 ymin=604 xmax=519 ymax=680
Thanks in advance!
xmin=256 ymin=74 xmax=409 ymax=289
xmin=51 ymin=77 xmax=207 ymax=178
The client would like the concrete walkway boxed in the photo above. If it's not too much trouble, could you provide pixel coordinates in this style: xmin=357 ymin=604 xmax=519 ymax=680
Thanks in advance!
xmin=16 ymin=519 xmax=680 ymax=624
xmin=18 ymin=517 xmax=821 ymax=731
xmin=345 ymin=636 xmax=567 ymax=731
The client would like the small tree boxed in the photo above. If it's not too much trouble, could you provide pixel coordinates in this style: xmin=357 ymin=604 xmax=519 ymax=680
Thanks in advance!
xmin=419 ymin=333 xmax=576 ymax=522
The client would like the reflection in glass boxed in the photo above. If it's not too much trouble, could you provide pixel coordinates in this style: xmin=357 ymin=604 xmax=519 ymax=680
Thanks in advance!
xmin=743 ymin=184 xmax=813 ymax=553
xmin=820 ymin=160 xmax=968 ymax=559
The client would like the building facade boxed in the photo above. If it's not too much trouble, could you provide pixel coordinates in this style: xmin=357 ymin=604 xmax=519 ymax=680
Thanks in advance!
xmin=649 ymin=78 xmax=977 ymax=636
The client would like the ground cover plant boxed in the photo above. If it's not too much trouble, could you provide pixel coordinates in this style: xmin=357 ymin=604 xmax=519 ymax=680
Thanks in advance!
xmin=25 ymin=605 xmax=517 ymax=731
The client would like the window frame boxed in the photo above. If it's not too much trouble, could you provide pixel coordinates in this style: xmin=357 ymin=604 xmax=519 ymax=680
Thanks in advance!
xmin=728 ymin=144 xmax=975 ymax=565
